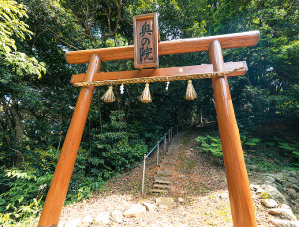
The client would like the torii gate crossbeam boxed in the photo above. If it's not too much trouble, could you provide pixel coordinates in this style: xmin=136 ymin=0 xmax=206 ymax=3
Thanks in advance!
xmin=38 ymin=31 xmax=260 ymax=227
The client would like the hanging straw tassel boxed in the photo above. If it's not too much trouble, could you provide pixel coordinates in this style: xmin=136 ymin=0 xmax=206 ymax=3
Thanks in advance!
xmin=185 ymin=80 xmax=197 ymax=100
xmin=101 ymin=86 xmax=115 ymax=102
xmin=139 ymin=83 xmax=152 ymax=103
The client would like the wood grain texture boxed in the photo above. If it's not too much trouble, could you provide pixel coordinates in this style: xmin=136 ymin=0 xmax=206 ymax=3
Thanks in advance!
xmin=65 ymin=31 xmax=260 ymax=64
xmin=70 ymin=61 xmax=247 ymax=84
xmin=133 ymin=12 xmax=159 ymax=68
xmin=209 ymin=40 xmax=257 ymax=227
xmin=37 ymin=55 xmax=101 ymax=227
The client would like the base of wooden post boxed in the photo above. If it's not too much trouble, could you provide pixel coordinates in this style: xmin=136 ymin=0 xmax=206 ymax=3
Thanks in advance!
xmin=37 ymin=55 xmax=101 ymax=226
xmin=209 ymin=40 xmax=257 ymax=227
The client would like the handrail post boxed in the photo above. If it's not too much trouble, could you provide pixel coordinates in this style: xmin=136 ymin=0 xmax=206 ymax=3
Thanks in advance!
xmin=142 ymin=154 xmax=146 ymax=195
xmin=168 ymin=130 xmax=170 ymax=143
xmin=157 ymin=141 xmax=159 ymax=166
xmin=164 ymin=135 xmax=166 ymax=151
xmin=177 ymin=126 xmax=178 ymax=134
xmin=38 ymin=55 xmax=101 ymax=227
xmin=209 ymin=40 xmax=256 ymax=227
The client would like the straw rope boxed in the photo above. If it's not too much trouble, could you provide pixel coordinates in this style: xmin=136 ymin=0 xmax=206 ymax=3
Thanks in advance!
xmin=74 ymin=66 xmax=245 ymax=87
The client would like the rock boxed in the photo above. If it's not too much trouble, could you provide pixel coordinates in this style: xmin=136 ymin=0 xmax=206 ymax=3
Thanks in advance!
xmin=64 ymin=218 xmax=81 ymax=227
xmin=123 ymin=204 xmax=146 ymax=218
xmin=111 ymin=210 xmax=123 ymax=223
xmin=156 ymin=197 xmax=176 ymax=209
xmin=178 ymin=198 xmax=184 ymax=203
xmin=289 ymin=171 xmax=297 ymax=178
xmin=270 ymin=218 xmax=299 ymax=227
xmin=288 ymin=177 xmax=299 ymax=185
xmin=292 ymin=185 xmax=299 ymax=193
xmin=209 ymin=194 xmax=219 ymax=199
xmin=95 ymin=212 xmax=110 ymax=224
xmin=275 ymin=173 xmax=286 ymax=183
xmin=250 ymin=184 xmax=264 ymax=194
xmin=265 ymin=176 xmax=276 ymax=183
xmin=246 ymin=164 xmax=259 ymax=171
xmin=269 ymin=208 xmax=297 ymax=221
xmin=263 ymin=185 xmax=288 ymax=204
xmin=219 ymin=193 xmax=229 ymax=199
xmin=143 ymin=202 xmax=156 ymax=211
xmin=276 ymin=183 xmax=284 ymax=192
xmin=288 ymin=188 xmax=297 ymax=200
xmin=269 ymin=182 xmax=280 ymax=189
xmin=281 ymin=204 xmax=292 ymax=210
xmin=261 ymin=199 xmax=278 ymax=208
xmin=82 ymin=215 xmax=93 ymax=226
xmin=282 ymin=170 xmax=290 ymax=174
xmin=283 ymin=181 xmax=293 ymax=188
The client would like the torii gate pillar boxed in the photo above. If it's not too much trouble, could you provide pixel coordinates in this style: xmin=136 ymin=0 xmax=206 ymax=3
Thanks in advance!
xmin=209 ymin=40 xmax=257 ymax=226
xmin=37 ymin=24 xmax=260 ymax=226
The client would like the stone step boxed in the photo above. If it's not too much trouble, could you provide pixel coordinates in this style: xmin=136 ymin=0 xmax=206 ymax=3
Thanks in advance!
xmin=162 ymin=159 xmax=177 ymax=165
xmin=157 ymin=169 xmax=173 ymax=176
xmin=162 ymin=159 xmax=176 ymax=165
xmin=155 ymin=176 xmax=172 ymax=181
xmin=171 ymin=141 xmax=180 ymax=144
xmin=163 ymin=155 xmax=177 ymax=160
xmin=153 ymin=184 xmax=170 ymax=189
xmin=166 ymin=151 xmax=178 ymax=156
xmin=159 ymin=164 xmax=175 ymax=170
xmin=168 ymin=150 xmax=179 ymax=154
xmin=150 ymin=189 xmax=168 ymax=193
xmin=155 ymin=179 xmax=172 ymax=184
xmin=167 ymin=148 xmax=179 ymax=153
xmin=169 ymin=146 xmax=179 ymax=150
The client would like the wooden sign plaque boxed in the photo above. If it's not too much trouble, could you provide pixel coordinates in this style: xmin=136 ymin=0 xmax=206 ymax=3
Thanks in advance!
xmin=133 ymin=12 xmax=159 ymax=69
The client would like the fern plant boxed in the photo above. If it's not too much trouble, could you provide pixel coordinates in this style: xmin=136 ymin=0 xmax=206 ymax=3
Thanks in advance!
xmin=196 ymin=135 xmax=223 ymax=158
xmin=244 ymin=137 xmax=260 ymax=146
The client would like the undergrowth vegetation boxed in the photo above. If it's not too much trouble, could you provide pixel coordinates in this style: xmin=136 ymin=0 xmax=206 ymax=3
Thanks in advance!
xmin=0 ymin=111 xmax=148 ymax=226
xmin=196 ymin=126 xmax=299 ymax=173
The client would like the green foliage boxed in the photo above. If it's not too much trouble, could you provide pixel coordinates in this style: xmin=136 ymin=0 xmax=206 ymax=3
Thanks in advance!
xmin=0 ymin=0 xmax=299 ymax=225
xmin=260 ymin=192 xmax=271 ymax=199
xmin=196 ymin=135 xmax=223 ymax=158
xmin=240 ymin=134 xmax=260 ymax=146
xmin=277 ymin=142 xmax=299 ymax=166
xmin=0 ymin=169 xmax=52 ymax=224
xmin=89 ymin=111 xmax=147 ymax=179
xmin=0 ymin=0 xmax=46 ymax=77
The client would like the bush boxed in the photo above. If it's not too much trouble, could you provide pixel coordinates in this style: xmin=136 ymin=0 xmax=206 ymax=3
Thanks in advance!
xmin=195 ymin=135 xmax=223 ymax=158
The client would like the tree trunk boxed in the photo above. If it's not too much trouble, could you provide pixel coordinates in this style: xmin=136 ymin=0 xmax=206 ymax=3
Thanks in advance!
xmin=10 ymin=97 xmax=24 ymax=166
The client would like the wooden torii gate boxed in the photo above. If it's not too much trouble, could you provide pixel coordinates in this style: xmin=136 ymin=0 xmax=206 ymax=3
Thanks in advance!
xmin=38 ymin=13 xmax=260 ymax=227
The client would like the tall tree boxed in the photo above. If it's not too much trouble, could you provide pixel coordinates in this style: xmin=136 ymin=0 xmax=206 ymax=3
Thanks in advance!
xmin=0 ymin=0 xmax=45 ymax=166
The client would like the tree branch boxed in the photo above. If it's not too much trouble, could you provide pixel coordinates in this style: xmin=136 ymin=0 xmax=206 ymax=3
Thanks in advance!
xmin=40 ymin=25 xmax=79 ymax=51
xmin=102 ymin=0 xmax=122 ymax=42
xmin=0 ymin=96 xmax=13 ymax=130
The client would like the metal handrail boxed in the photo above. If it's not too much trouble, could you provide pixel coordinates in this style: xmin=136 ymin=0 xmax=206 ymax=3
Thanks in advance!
xmin=141 ymin=118 xmax=199 ymax=195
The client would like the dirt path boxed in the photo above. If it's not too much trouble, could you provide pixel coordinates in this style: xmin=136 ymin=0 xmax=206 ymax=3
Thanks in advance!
xmin=57 ymin=124 xmax=274 ymax=226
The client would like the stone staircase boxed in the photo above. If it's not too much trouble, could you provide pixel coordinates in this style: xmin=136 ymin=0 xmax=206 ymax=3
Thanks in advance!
xmin=150 ymin=133 xmax=184 ymax=193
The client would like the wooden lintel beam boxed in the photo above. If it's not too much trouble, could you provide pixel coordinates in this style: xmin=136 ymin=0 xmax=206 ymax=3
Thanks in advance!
xmin=65 ymin=31 xmax=260 ymax=64
xmin=70 ymin=61 xmax=247 ymax=84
